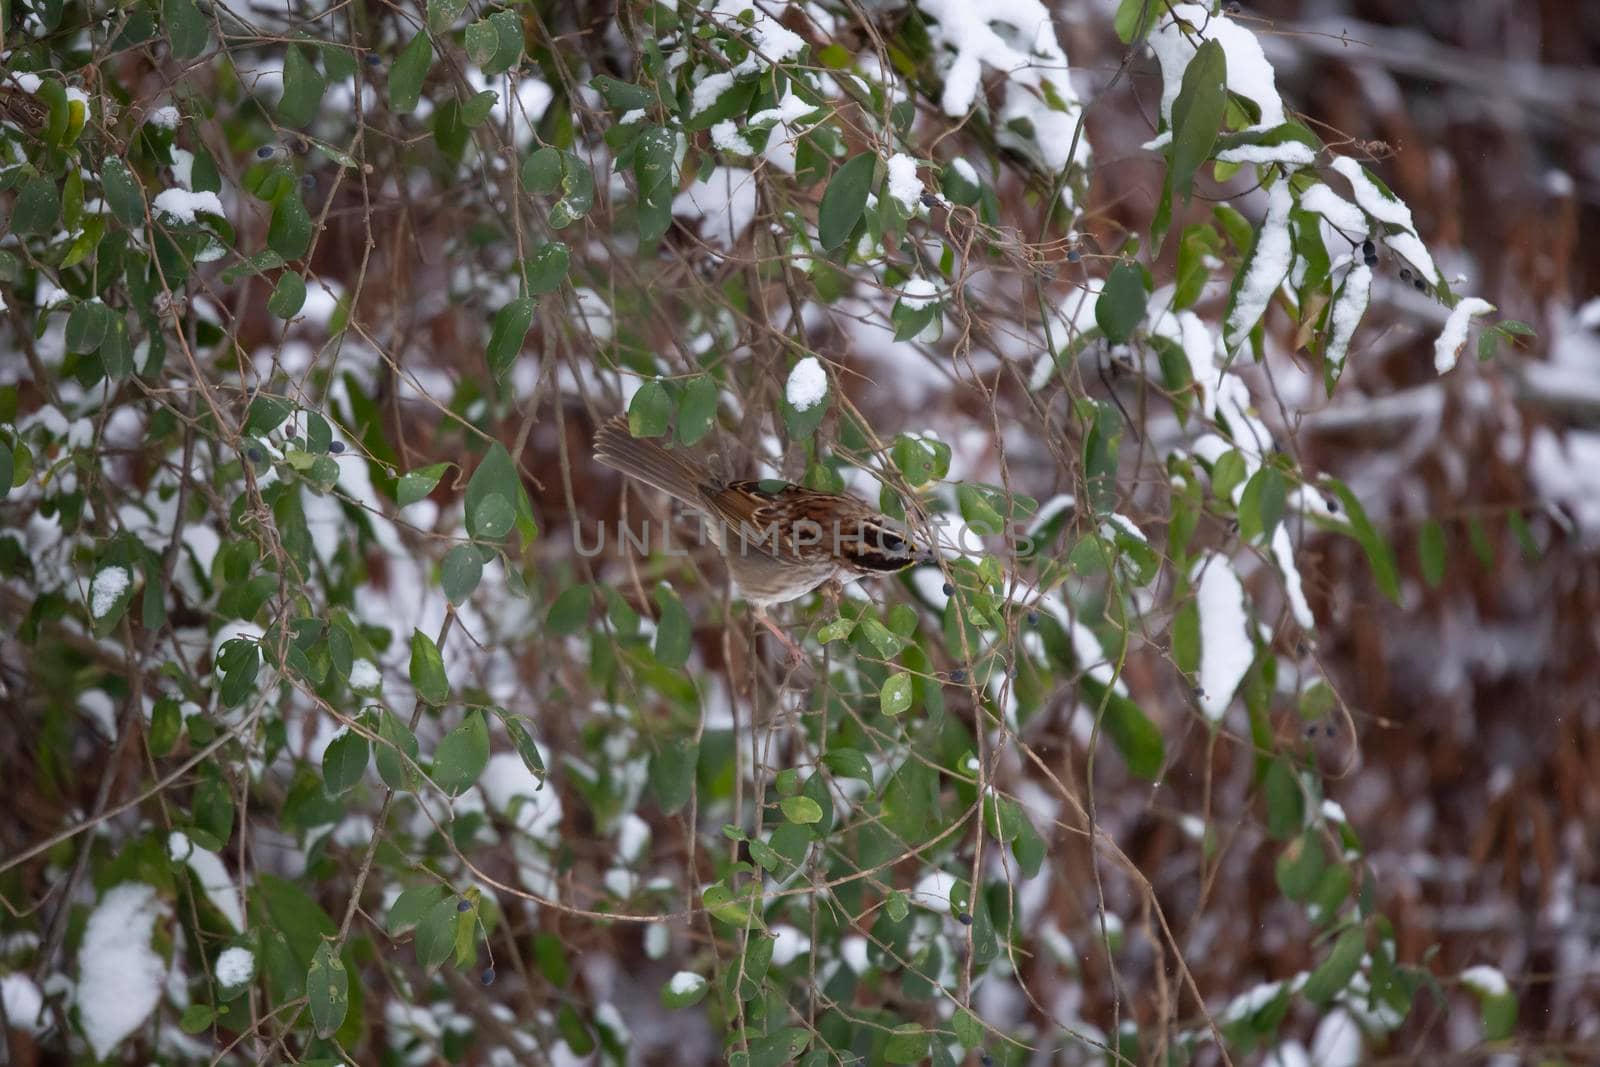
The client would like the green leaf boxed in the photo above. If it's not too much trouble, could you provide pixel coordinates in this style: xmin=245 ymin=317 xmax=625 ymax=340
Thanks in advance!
xmin=1324 ymin=479 xmax=1401 ymax=604
xmin=884 ymin=1024 xmax=930 ymax=1064
xmin=178 ymin=1003 xmax=215 ymax=1033
xmin=879 ymin=672 xmax=913 ymax=716
xmin=427 ymin=0 xmax=466 ymax=32
xmin=1113 ymin=0 xmax=1153 ymax=43
xmin=486 ymin=297 xmax=534 ymax=380
xmin=12 ymin=176 xmax=60 ymax=236
xmin=675 ymin=375 xmax=718 ymax=446
xmin=591 ymin=75 xmax=653 ymax=111
xmin=409 ymin=630 xmax=449 ymax=705
xmin=465 ymin=10 xmax=523 ymax=76
xmin=268 ymin=272 xmax=307 ymax=319
xmin=1095 ymin=262 xmax=1147 ymax=344
xmin=398 ymin=462 xmax=450 ymax=507
xmin=1275 ymin=832 xmax=1326 ymax=902
xmin=493 ymin=708 xmax=546 ymax=783
xmin=464 ymin=443 xmax=524 ymax=541
xmin=255 ymin=873 xmax=337 ymax=964
xmin=441 ymin=544 xmax=484 ymax=604
xmin=389 ymin=32 xmax=434 ymax=114
xmin=65 ymin=301 xmax=113 ymax=354
xmin=279 ymin=46 xmax=326 ymax=128
xmin=374 ymin=709 xmax=421 ymax=792
xmin=1083 ymin=678 xmax=1164 ymax=779
xmin=148 ymin=698 xmax=181 ymax=757
xmin=650 ymin=737 xmax=698 ymax=814
xmin=414 ymin=895 xmax=459 ymax=968
xmin=546 ymin=585 xmax=591 ymax=635
xmin=1238 ymin=467 xmax=1286 ymax=543
xmin=461 ymin=89 xmax=498 ymax=127
xmin=165 ymin=0 xmax=209 ymax=58
xmin=102 ymin=159 xmax=145 ymax=226
xmin=1418 ymin=519 xmax=1447 ymax=588
xmin=521 ymin=147 xmax=561 ymax=194
xmin=245 ymin=394 xmax=294 ymax=436
xmin=1302 ymin=925 xmax=1366 ymax=1004
xmin=822 ymin=747 xmax=872 ymax=784
xmin=818 ymin=152 xmax=876 ymax=251
xmin=524 ymin=242 xmax=569 ymax=295
xmin=652 ymin=584 xmax=692 ymax=667
xmin=780 ymin=795 xmax=823 ymax=825
xmin=628 ymin=381 xmax=672 ymax=437
xmin=322 ymin=727 xmax=370 ymax=795
xmin=1263 ymin=758 xmax=1303 ymax=840
xmin=387 ymin=884 xmax=449 ymax=936
xmin=306 ymin=941 xmax=348 ymax=1039
xmin=268 ymin=193 xmax=313 ymax=260
xmin=1168 ymin=39 xmax=1227 ymax=208
xmin=432 ymin=709 xmax=489 ymax=794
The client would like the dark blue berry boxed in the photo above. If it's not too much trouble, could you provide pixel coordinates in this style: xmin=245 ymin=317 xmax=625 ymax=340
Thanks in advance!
xmin=1027 ymin=612 xmax=1039 ymax=625
xmin=957 ymin=912 xmax=973 ymax=926
xmin=1325 ymin=497 xmax=1339 ymax=513
xmin=1067 ymin=249 xmax=1081 ymax=263
xmin=949 ymin=669 xmax=965 ymax=683
xmin=247 ymin=448 xmax=263 ymax=463
xmin=942 ymin=582 xmax=954 ymax=596
xmin=1399 ymin=267 xmax=1412 ymax=281
xmin=982 ymin=1056 xmax=994 ymax=1067
xmin=1361 ymin=239 xmax=1375 ymax=257
xmin=1413 ymin=277 xmax=1428 ymax=292
xmin=255 ymin=145 xmax=274 ymax=159
xmin=457 ymin=898 xmax=472 ymax=912
xmin=328 ymin=440 xmax=345 ymax=454
xmin=300 ymin=174 xmax=316 ymax=189
xmin=480 ymin=966 xmax=496 ymax=985
xmin=366 ymin=52 xmax=382 ymax=66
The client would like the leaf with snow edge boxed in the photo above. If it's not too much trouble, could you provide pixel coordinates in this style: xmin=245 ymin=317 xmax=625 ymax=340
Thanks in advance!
xmin=1321 ymin=477 xmax=1400 ymax=604
xmin=818 ymin=152 xmax=875 ymax=251
xmin=1322 ymin=262 xmax=1372 ymax=387
xmin=1223 ymin=181 xmax=1293 ymax=350
xmin=1433 ymin=297 xmax=1496 ymax=374
xmin=940 ymin=158 xmax=981 ymax=205
xmin=1329 ymin=155 xmax=1440 ymax=284
xmin=1460 ymin=966 xmax=1517 ymax=1040
xmin=1167 ymin=39 xmax=1227 ymax=217
xmin=1214 ymin=122 xmax=1321 ymax=167
xmin=661 ymin=971 xmax=708 ymax=1009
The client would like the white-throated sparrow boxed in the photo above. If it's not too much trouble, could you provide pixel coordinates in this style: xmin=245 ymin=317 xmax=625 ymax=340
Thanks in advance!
xmin=593 ymin=416 xmax=927 ymax=660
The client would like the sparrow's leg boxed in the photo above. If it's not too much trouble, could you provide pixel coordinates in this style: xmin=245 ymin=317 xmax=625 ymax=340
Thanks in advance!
xmin=754 ymin=606 xmax=807 ymax=665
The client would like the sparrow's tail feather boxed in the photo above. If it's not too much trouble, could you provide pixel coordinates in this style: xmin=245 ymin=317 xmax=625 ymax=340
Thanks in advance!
xmin=593 ymin=416 xmax=712 ymax=512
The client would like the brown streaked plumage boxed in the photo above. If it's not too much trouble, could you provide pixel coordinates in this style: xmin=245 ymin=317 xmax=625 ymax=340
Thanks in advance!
xmin=592 ymin=416 xmax=926 ymax=660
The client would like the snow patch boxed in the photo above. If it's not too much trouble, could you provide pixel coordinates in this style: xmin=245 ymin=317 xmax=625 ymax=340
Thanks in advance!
xmin=215 ymin=947 xmax=255 ymax=987
xmin=1433 ymin=297 xmax=1496 ymax=374
xmin=1224 ymin=181 xmax=1293 ymax=350
xmin=1194 ymin=553 xmax=1253 ymax=721
xmin=886 ymin=153 xmax=922 ymax=213
xmin=77 ymin=884 xmax=168 ymax=1060
xmin=152 ymin=189 xmax=225 ymax=224
xmin=90 ymin=566 xmax=131 ymax=618
xmin=786 ymin=356 xmax=828 ymax=411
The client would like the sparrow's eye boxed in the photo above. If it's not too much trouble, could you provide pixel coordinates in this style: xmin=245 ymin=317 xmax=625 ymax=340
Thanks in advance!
xmin=874 ymin=528 xmax=908 ymax=554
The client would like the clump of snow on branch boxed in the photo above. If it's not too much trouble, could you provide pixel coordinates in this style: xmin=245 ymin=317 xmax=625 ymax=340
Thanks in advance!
xmin=915 ymin=0 xmax=1089 ymax=175
xmin=1193 ymin=553 xmax=1253 ymax=721
xmin=77 ymin=883 xmax=169 ymax=1059
xmin=1434 ymin=298 xmax=1496 ymax=374
xmin=786 ymin=356 xmax=828 ymax=411
xmin=1224 ymin=181 xmax=1294 ymax=350
xmin=1329 ymin=156 xmax=1440 ymax=284
xmin=152 ymin=189 xmax=225 ymax=224
xmin=90 ymin=565 xmax=130 ymax=618
xmin=899 ymin=278 xmax=942 ymax=310
xmin=886 ymin=153 xmax=923 ymax=214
